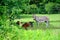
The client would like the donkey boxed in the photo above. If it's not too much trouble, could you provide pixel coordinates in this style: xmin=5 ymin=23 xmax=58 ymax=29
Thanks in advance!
xmin=33 ymin=14 xmax=49 ymax=27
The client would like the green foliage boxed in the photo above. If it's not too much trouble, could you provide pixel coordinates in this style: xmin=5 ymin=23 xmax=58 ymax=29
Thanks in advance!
xmin=0 ymin=0 xmax=60 ymax=39
xmin=0 ymin=0 xmax=60 ymax=16
xmin=56 ymin=0 xmax=60 ymax=3
xmin=45 ymin=3 xmax=60 ymax=14
xmin=45 ymin=2 xmax=56 ymax=14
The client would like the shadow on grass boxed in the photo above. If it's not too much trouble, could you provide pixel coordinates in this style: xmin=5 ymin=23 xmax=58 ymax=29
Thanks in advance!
xmin=47 ymin=24 xmax=60 ymax=29
xmin=28 ymin=23 xmax=60 ymax=30
xmin=50 ymin=21 xmax=60 ymax=22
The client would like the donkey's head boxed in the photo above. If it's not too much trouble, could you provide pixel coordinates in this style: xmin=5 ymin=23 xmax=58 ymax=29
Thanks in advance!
xmin=32 ymin=14 xmax=37 ymax=20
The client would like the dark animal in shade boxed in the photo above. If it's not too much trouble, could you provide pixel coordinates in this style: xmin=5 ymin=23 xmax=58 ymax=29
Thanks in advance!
xmin=22 ymin=22 xmax=34 ymax=30
xmin=22 ymin=22 xmax=30 ymax=30
xmin=16 ymin=21 xmax=20 ymax=25
xmin=16 ymin=21 xmax=33 ymax=30
xmin=29 ymin=22 xmax=34 ymax=27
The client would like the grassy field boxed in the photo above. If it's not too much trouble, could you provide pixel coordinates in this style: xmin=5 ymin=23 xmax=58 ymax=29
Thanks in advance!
xmin=10 ymin=14 xmax=60 ymax=40
xmin=6 ymin=14 xmax=60 ymax=40
xmin=14 ymin=14 xmax=60 ymax=27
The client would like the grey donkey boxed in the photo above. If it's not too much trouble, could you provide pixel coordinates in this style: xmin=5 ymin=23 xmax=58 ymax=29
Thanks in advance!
xmin=33 ymin=14 xmax=49 ymax=27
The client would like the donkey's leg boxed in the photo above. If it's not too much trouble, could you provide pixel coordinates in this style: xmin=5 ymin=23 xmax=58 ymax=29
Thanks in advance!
xmin=47 ymin=21 xmax=49 ymax=27
xmin=37 ymin=22 xmax=40 ymax=27
xmin=46 ymin=21 xmax=49 ymax=27
xmin=36 ymin=22 xmax=38 ymax=27
xmin=36 ymin=22 xmax=39 ymax=27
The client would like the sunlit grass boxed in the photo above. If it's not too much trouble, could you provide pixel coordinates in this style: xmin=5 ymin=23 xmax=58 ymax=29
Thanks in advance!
xmin=5 ymin=29 xmax=60 ymax=40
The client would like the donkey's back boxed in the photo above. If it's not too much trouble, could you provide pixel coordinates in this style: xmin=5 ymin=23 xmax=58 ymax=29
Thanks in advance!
xmin=39 ymin=16 xmax=49 ymax=21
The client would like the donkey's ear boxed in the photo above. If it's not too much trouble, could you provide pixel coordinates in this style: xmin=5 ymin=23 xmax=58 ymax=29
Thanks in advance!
xmin=32 ymin=14 xmax=36 ymax=16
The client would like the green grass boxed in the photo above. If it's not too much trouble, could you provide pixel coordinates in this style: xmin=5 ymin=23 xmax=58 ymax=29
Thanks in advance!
xmin=1 ymin=14 xmax=60 ymax=40
xmin=12 ymin=29 xmax=60 ymax=40
xmin=12 ymin=14 xmax=60 ymax=40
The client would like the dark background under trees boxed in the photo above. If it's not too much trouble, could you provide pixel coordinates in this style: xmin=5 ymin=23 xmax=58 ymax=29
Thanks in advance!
xmin=0 ymin=0 xmax=60 ymax=23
